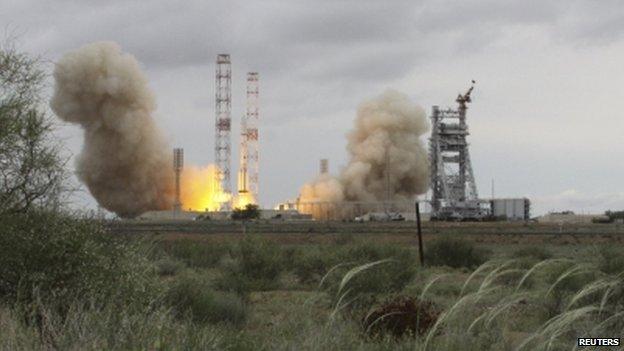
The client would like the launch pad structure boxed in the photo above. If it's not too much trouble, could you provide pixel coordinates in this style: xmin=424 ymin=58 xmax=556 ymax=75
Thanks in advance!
xmin=429 ymin=81 xmax=488 ymax=221
xmin=237 ymin=72 xmax=259 ymax=202
xmin=215 ymin=54 xmax=232 ymax=210
xmin=173 ymin=148 xmax=183 ymax=215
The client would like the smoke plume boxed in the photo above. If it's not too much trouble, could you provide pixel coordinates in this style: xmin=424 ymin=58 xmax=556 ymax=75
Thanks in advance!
xmin=300 ymin=90 xmax=429 ymax=204
xmin=51 ymin=42 xmax=174 ymax=217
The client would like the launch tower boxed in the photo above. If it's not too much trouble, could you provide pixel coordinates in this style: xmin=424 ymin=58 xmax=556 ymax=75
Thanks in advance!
xmin=429 ymin=81 xmax=486 ymax=220
xmin=237 ymin=72 xmax=259 ymax=204
xmin=173 ymin=148 xmax=183 ymax=215
xmin=214 ymin=54 xmax=232 ymax=209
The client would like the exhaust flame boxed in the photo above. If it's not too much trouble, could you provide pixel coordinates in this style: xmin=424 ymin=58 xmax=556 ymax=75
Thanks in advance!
xmin=180 ymin=165 xmax=230 ymax=212
xmin=234 ymin=191 xmax=256 ymax=209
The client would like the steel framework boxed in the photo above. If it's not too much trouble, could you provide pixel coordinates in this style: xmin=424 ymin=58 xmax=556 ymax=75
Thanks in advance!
xmin=319 ymin=159 xmax=328 ymax=175
xmin=236 ymin=72 xmax=259 ymax=203
xmin=429 ymin=81 xmax=487 ymax=220
xmin=173 ymin=148 xmax=183 ymax=214
xmin=214 ymin=54 xmax=232 ymax=209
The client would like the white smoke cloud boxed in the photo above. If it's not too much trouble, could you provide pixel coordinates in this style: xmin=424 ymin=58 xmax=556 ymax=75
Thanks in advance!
xmin=300 ymin=90 xmax=429 ymax=204
xmin=51 ymin=41 xmax=174 ymax=217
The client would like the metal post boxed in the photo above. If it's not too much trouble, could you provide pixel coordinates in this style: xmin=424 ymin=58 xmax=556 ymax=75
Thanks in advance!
xmin=416 ymin=201 xmax=425 ymax=266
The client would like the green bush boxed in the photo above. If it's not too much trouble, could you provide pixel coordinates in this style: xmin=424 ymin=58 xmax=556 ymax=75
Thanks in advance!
xmin=512 ymin=245 xmax=553 ymax=261
xmin=0 ymin=212 xmax=160 ymax=315
xmin=238 ymin=236 xmax=284 ymax=280
xmin=293 ymin=248 xmax=335 ymax=285
xmin=231 ymin=204 xmax=260 ymax=220
xmin=215 ymin=236 xmax=286 ymax=293
xmin=155 ymin=256 xmax=184 ymax=276
xmin=339 ymin=244 xmax=417 ymax=293
xmin=166 ymin=273 xmax=247 ymax=326
xmin=317 ymin=243 xmax=418 ymax=311
xmin=162 ymin=239 xmax=230 ymax=269
xmin=598 ymin=246 xmax=624 ymax=275
xmin=425 ymin=236 xmax=490 ymax=269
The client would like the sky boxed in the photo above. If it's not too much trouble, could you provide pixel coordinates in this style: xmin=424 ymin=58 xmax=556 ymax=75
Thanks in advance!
xmin=3 ymin=0 xmax=624 ymax=216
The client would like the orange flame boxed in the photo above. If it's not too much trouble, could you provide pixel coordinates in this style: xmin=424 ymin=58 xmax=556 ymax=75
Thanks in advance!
xmin=234 ymin=191 xmax=256 ymax=209
xmin=180 ymin=165 xmax=230 ymax=211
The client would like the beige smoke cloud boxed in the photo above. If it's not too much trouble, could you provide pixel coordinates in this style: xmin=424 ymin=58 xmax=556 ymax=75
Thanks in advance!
xmin=51 ymin=41 xmax=174 ymax=217
xmin=300 ymin=90 xmax=429 ymax=204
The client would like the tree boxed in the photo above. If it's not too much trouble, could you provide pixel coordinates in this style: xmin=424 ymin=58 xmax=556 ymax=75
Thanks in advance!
xmin=0 ymin=41 xmax=68 ymax=214
xmin=231 ymin=204 xmax=261 ymax=221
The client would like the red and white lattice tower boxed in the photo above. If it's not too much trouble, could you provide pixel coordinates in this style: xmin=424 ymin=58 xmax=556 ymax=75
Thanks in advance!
xmin=214 ymin=54 xmax=232 ymax=209
xmin=245 ymin=72 xmax=259 ymax=202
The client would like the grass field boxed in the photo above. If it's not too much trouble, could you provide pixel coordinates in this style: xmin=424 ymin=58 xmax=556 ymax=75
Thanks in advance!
xmin=2 ymin=217 xmax=624 ymax=350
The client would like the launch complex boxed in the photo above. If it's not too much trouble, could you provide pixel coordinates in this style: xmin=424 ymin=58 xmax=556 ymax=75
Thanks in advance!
xmin=158 ymin=56 xmax=529 ymax=222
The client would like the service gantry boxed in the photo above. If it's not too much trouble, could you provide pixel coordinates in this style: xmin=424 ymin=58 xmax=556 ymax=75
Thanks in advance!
xmin=429 ymin=81 xmax=487 ymax=220
xmin=237 ymin=72 xmax=259 ymax=203
xmin=214 ymin=54 xmax=232 ymax=210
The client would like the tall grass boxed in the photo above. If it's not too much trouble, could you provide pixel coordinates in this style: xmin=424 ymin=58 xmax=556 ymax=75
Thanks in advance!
xmin=324 ymin=255 xmax=624 ymax=350
xmin=3 ymin=213 xmax=624 ymax=350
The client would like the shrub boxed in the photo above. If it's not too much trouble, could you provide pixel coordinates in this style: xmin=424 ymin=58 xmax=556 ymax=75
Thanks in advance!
xmin=162 ymin=239 xmax=229 ymax=269
xmin=215 ymin=236 xmax=286 ymax=293
xmin=165 ymin=273 xmax=247 ymax=326
xmin=238 ymin=236 xmax=284 ymax=281
xmin=292 ymin=246 xmax=341 ymax=285
xmin=598 ymin=246 xmax=624 ymax=275
xmin=231 ymin=204 xmax=260 ymax=220
xmin=425 ymin=236 xmax=490 ymax=269
xmin=337 ymin=244 xmax=418 ymax=294
xmin=362 ymin=296 xmax=439 ymax=338
xmin=512 ymin=245 xmax=553 ymax=261
xmin=155 ymin=256 xmax=184 ymax=276
xmin=0 ymin=212 xmax=160 ymax=315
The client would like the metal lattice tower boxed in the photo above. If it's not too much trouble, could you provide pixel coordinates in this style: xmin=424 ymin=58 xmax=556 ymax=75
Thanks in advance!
xmin=173 ymin=148 xmax=184 ymax=214
xmin=238 ymin=116 xmax=249 ymax=195
xmin=245 ymin=72 xmax=259 ymax=202
xmin=429 ymin=81 xmax=485 ymax=220
xmin=319 ymin=159 xmax=328 ymax=175
xmin=215 ymin=54 xmax=232 ymax=209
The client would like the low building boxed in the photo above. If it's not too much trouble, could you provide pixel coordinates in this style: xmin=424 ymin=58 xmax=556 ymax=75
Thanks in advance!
xmin=490 ymin=198 xmax=530 ymax=221
xmin=537 ymin=211 xmax=598 ymax=224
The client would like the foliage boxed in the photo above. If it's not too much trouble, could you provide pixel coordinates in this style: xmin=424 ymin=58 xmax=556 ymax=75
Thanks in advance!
xmin=155 ymin=256 xmax=184 ymax=276
xmin=425 ymin=236 xmax=490 ymax=269
xmin=292 ymin=247 xmax=338 ymax=285
xmin=165 ymin=273 xmax=247 ymax=326
xmin=215 ymin=236 xmax=286 ymax=293
xmin=337 ymin=244 xmax=418 ymax=294
xmin=0 ymin=211 xmax=160 ymax=316
xmin=363 ymin=296 xmax=439 ymax=338
xmin=605 ymin=210 xmax=624 ymax=221
xmin=597 ymin=246 xmax=624 ymax=275
xmin=231 ymin=204 xmax=260 ymax=220
xmin=161 ymin=239 xmax=230 ymax=269
xmin=0 ymin=41 xmax=68 ymax=214
xmin=511 ymin=245 xmax=553 ymax=261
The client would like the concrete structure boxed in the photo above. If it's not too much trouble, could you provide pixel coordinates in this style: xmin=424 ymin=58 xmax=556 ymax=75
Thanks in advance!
xmin=429 ymin=81 xmax=488 ymax=220
xmin=491 ymin=198 xmax=530 ymax=221
xmin=214 ymin=54 xmax=232 ymax=210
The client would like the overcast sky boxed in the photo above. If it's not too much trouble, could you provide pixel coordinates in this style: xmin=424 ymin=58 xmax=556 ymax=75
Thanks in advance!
xmin=4 ymin=0 xmax=624 ymax=215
